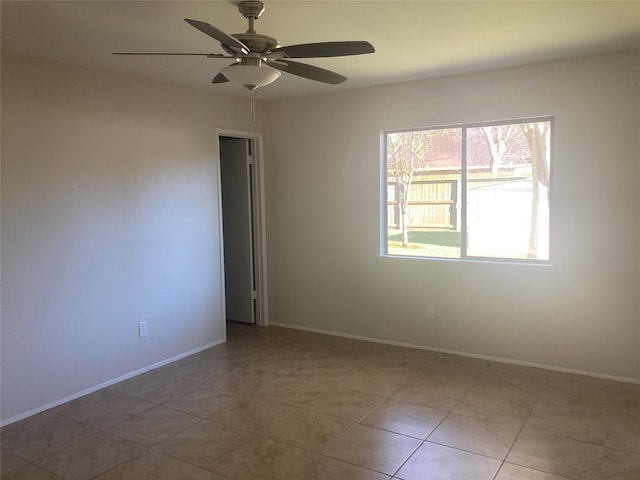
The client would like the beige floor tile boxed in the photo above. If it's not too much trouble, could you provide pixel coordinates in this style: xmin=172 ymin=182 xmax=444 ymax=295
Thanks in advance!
xmin=205 ymin=435 xmax=292 ymax=480
xmin=1 ymin=464 xmax=64 ymax=480
xmin=106 ymin=405 xmax=201 ymax=446
xmin=281 ymin=446 xmax=391 ymax=480
xmin=1 ymin=412 xmax=97 ymax=461
xmin=360 ymin=399 xmax=446 ymax=439
xmin=221 ymin=339 xmax=274 ymax=355
xmin=409 ymin=354 xmax=488 ymax=384
xmin=301 ymin=384 xmax=385 ymax=422
xmin=105 ymin=371 xmax=164 ymax=395
xmin=276 ymin=340 xmax=339 ymax=358
xmin=172 ymin=365 xmax=229 ymax=384
xmin=194 ymin=344 xmax=270 ymax=364
xmin=288 ymin=361 xmax=354 ymax=384
xmin=6 ymin=323 xmax=640 ymax=479
xmin=395 ymin=442 xmax=501 ymax=480
xmin=452 ymin=382 xmax=535 ymax=424
xmin=225 ymin=323 xmax=303 ymax=346
xmin=160 ymin=358 xmax=238 ymax=380
xmin=507 ymin=430 xmax=605 ymax=480
xmin=93 ymin=449 xmax=227 ymax=480
xmin=481 ymin=363 xmax=550 ymax=394
xmin=161 ymin=384 xmax=240 ymax=418
xmin=599 ymin=448 xmax=640 ymax=480
xmin=235 ymin=355 xmax=306 ymax=376
xmin=211 ymin=397 xmax=283 ymax=434
xmin=375 ymin=347 xmax=435 ymax=369
xmin=346 ymin=350 xmax=412 ymax=371
xmin=53 ymin=389 xmax=155 ymax=430
xmin=321 ymin=423 xmax=421 ymax=475
xmin=165 ymin=345 xmax=264 ymax=374
xmin=524 ymin=403 xmax=611 ymax=445
xmin=1 ymin=449 xmax=29 ymax=475
xmin=539 ymin=373 xmax=620 ymax=414
xmin=254 ymin=376 xmax=325 ymax=405
xmin=428 ymin=413 xmax=521 ymax=459
xmin=607 ymin=414 xmax=640 ymax=453
xmin=206 ymin=367 xmax=281 ymax=394
xmin=617 ymin=383 xmax=640 ymax=419
xmin=152 ymin=355 xmax=210 ymax=377
xmin=212 ymin=397 xmax=351 ymax=451
xmin=110 ymin=373 xmax=205 ymax=404
xmin=34 ymin=432 xmax=145 ymax=480
xmin=275 ymin=349 xmax=346 ymax=367
xmin=392 ymin=376 xmax=472 ymax=411
xmin=154 ymin=419 xmax=250 ymax=471
xmin=327 ymin=365 xmax=410 ymax=397
xmin=495 ymin=462 xmax=574 ymax=479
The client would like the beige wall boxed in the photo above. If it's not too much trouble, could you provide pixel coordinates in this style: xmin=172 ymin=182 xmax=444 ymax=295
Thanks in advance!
xmin=2 ymin=50 xmax=638 ymax=424
xmin=1 ymin=53 xmax=261 ymax=423
xmin=263 ymin=51 xmax=640 ymax=381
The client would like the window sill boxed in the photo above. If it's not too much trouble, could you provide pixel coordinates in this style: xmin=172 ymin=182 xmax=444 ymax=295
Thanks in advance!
xmin=377 ymin=254 xmax=552 ymax=267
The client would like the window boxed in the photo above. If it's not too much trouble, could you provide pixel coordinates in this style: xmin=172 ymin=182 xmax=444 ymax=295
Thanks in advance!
xmin=384 ymin=118 xmax=552 ymax=262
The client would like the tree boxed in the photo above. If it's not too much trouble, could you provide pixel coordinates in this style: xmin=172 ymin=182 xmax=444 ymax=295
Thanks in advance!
xmin=479 ymin=125 xmax=516 ymax=173
xmin=387 ymin=130 xmax=442 ymax=247
xmin=521 ymin=122 xmax=550 ymax=258
xmin=475 ymin=122 xmax=550 ymax=259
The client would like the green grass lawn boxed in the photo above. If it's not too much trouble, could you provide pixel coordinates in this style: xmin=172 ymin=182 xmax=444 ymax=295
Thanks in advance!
xmin=387 ymin=230 xmax=461 ymax=258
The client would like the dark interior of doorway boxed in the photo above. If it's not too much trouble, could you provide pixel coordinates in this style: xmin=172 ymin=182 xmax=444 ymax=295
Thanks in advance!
xmin=219 ymin=136 xmax=258 ymax=324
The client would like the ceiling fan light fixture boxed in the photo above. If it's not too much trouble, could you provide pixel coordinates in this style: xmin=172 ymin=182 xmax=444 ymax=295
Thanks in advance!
xmin=221 ymin=64 xmax=280 ymax=90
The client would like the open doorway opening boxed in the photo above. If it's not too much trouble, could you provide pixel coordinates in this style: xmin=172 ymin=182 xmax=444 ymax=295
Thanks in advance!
xmin=217 ymin=130 xmax=269 ymax=335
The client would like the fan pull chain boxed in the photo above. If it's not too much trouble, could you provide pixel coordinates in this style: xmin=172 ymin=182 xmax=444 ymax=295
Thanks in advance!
xmin=250 ymin=90 xmax=256 ymax=123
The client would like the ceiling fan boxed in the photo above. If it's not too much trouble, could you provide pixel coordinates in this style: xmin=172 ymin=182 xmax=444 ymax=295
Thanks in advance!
xmin=114 ymin=0 xmax=375 ymax=91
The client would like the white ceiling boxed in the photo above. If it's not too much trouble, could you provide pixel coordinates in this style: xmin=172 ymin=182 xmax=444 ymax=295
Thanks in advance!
xmin=2 ymin=1 xmax=639 ymax=100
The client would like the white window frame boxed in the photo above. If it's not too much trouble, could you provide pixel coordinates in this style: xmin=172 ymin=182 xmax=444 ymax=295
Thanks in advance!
xmin=381 ymin=116 xmax=554 ymax=264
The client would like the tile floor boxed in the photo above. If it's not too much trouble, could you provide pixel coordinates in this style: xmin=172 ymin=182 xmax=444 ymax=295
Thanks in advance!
xmin=2 ymin=322 xmax=640 ymax=479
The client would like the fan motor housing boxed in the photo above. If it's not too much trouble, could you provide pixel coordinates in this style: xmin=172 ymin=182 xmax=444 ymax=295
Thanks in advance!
xmin=225 ymin=33 xmax=279 ymax=55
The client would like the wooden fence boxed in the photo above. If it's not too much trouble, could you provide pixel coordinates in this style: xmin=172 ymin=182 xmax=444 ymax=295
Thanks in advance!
xmin=387 ymin=179 xmax=460 ymax=230
xmin=387 ymin=175 xmax=531 ymax=230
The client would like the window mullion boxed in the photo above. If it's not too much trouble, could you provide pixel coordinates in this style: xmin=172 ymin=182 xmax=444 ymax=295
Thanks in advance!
xmin=460 ymin=127 xmax=468 ymax=259
xmin=381 ymin=134 xmax=389 ymax=255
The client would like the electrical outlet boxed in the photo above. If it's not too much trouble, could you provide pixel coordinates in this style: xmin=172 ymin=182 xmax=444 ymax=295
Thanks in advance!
xmin=426 ymin=304 xmax=436 ymax=320
xmin=138 ymin=321 xmax=148 ymax=338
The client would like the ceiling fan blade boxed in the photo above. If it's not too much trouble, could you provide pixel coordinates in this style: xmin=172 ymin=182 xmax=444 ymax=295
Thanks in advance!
xmin=212 ymin=72 xmax=229 ymax=84
xmin=269 ymin=41 xmax=374 ymax=59
xmin=266 ymin=60 xmax=347 ymax=85
xmin=113 ymin=52 xmax=231 ymax=58
xmin=184 ymin=18 xmax=249 ymax=54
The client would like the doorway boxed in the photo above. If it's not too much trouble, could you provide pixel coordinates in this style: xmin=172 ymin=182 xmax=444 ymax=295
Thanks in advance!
xmin=217 ymin=130 xmax=269 ymax=333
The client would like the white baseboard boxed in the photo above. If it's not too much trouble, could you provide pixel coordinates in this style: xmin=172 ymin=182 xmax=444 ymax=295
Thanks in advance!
xmin=271 ymin=322 xmax=640 ymax=385
xmin=1 ymin=339 xmax=225 ymax=427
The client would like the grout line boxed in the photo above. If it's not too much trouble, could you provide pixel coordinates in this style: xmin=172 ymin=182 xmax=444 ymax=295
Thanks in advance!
xmin=596 ymin=413 xmax=613 ymax=478
xmin=390 ymin=438 xmax=425 ymax=478
xmin=422 ymin=438 xmax=507 ymax=462
xmin=500 ymin=396 xmax=535 ymax=462
xmin=391 ymin=404 xmax=455 ymax=478
xmin=353 ymin=397 xmax=388 ymax=425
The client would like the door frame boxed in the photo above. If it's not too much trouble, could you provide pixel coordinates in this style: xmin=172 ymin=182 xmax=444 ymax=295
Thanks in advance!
xmin=216 ymin=129 xmax=269 ymax=337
